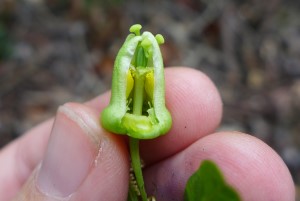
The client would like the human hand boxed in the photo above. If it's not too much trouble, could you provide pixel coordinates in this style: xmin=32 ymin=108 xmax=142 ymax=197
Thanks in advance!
xmin=0 ymin=67 xmax=295 ymax=201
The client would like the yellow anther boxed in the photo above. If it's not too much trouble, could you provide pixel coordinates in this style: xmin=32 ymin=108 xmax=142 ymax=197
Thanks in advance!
xmin=145 ymin=71 xmax=154 ymax=101
xmin=126 ymin=70 xmax=134 ymax=98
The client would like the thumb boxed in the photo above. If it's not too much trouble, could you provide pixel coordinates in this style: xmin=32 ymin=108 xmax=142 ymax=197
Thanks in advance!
xmin=13 ymin=103 xmax=129 ymax=201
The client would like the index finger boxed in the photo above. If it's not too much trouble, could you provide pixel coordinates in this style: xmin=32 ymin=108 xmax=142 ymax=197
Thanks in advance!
xmin=88 ymin=67 xmax=223 ymax=164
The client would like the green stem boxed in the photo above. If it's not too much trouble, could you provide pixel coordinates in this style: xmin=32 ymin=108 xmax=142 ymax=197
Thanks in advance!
xmin=129 ymin=68 xmax=148 ymax=201
xmin=128 ymin=181 xmax=139 ymax=201
xmin=132 ymin=70 xmax=145 ymax=115
xmin=129 ymin=138 xmax=147 ymax=201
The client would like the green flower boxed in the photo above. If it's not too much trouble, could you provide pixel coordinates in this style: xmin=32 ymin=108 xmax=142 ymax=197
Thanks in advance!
xmin=101 ymin=24 xmax=172 ymax=139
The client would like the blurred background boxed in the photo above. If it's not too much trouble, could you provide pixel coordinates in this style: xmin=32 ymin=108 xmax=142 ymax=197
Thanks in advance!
xmin=0 ymin=0 xmax=300 ymax=198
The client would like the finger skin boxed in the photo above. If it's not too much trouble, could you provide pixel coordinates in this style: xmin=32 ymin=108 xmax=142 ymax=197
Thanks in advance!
xmin=144 ymin=132 xmax=295 ymax=201
xmin=13 ymin=103 xmax=129 ymax=201
xmin=0 ymin=119 xmax=53 ymax=200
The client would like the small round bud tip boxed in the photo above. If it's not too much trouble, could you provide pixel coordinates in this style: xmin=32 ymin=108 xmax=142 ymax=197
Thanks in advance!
xmin=129 ymin=24 xmax=142 ymax=36
xmin=155 ymin=34 xmax=165 ymax=45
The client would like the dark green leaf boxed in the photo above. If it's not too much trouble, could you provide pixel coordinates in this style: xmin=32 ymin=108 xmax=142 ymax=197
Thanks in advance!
xmin=184 ymin=160 xmax=241 ymax=201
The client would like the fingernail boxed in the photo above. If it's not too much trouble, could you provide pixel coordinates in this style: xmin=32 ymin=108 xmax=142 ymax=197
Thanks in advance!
xmin=37 ymin=103 xmax=100 ymax=198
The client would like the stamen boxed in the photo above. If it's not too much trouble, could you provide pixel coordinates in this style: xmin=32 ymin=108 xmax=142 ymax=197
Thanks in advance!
xmin=155 ymin=34 xmax=165 ymax=45
xmin=129 ymin=24 xmax=142 ymax=36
